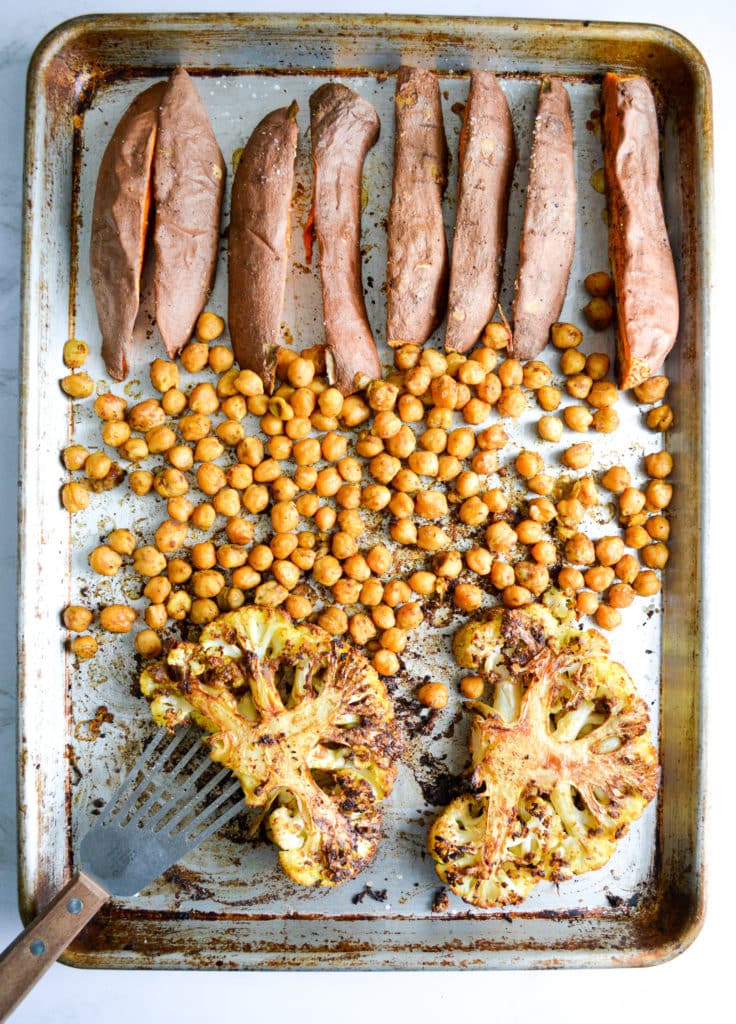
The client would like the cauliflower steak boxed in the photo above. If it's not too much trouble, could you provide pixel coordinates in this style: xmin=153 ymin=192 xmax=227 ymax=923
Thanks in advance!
xmin=428 ymin=606 xmax=659 ymax=907
xmin=140 ymin=607 xmax=404 ymax=886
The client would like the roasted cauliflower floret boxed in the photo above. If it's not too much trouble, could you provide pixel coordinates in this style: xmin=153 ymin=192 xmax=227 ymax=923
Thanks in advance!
xmin=429 ymin=606 xmax=659 ymax=907
xmin=140 ymin=606 xmax=404 ymax=886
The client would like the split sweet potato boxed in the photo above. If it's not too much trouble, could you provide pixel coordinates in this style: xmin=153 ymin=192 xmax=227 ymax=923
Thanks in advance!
xmin=308 ymin=83 xmax=381 ymax=394
xmin=228 ymin=103 xmax=299 ymax=394
xmin=386 ymin=66 xmax=448 ymax=348
xmin=510 ymin=78 xmax=576 ymax=360
xmin=445 ymin=72 xmax=516 ymax=354
xmin=154 ymin=68 xmax=226 ymax=359
xmin=90 ymin=68 xmax=225 ymax=379
xmin=601 ymin=73 xmax=679 ymax=389
xmin=90 ymin=82 xmax=165 ymax=381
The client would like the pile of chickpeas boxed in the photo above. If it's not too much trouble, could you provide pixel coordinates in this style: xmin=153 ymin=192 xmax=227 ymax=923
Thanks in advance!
xmin=59 ymin=278 xmax=674 ymax=710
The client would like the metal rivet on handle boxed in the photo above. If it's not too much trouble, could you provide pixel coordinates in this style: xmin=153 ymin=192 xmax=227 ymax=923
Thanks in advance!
xmin=66 ymin=898 xmax=83 ymax=915
xmin=29 ymin=939 xmax=46 ymax=956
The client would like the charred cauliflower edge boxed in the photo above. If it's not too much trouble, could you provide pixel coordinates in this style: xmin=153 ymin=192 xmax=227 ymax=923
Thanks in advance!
xmin=139 ymin=606 xmax=405 ymax=886
xmin=428 ymin=602 xmax=660 ymax=908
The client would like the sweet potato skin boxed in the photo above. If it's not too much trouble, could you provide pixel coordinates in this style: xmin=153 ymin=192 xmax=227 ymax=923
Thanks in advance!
xmin=445 ymin=72 xmax=516 ymax=354
xmin=386 ymin=66 xmax=448 ymax=348
xmin=154 ymin=68 xmax=226 ymax=358
xmin=511 ymin=79 xmax=576 ymax=361
xmin=228 ymin=104 xmax=299 ymax=394
xmin=601 ymin=73 xmax=679 ymax=389
xmin=90 ymin=82 xmax=166 ymax=381
xmin=309 ymin=83 xmax=382 ymax=395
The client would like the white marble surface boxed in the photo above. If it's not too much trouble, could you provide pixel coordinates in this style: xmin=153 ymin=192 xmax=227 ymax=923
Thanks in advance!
xmin=0 ymin=0 xmax=731 ymax=1021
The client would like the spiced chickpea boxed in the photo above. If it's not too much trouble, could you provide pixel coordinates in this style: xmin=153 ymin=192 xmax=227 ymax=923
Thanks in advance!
xmin=395 ymin=602 xmax=423 ymax=630
xmin=483 ymin=321 xmax=511 ymax=350
xmin=63 ymin=445 xmax=90 ymax=471
xmin=515 ymin=450 xmax=544 ymax=479
xmin=490 ymin=560 xmax=515 ymax=590
xmin=460 ymin=676 xmax=484 ymax=700
xmin=360 ymin=579 xmax=384 ymax=607
xmin=106 ymin=528 xmax=136 ymax=557
xmin=381 ymin=580 xmax=410 ymax=608
xmin=601 ymin=465 xmax=630 ymax=493
xmin=624 ymin=525 xmax=651 ymax=549
xmin=190 ymin=541 xmax=216 ymax=570
xmin=558 ymin=566 xmax=584 ymax=592
xmin=593 ymin=604 xmax=621 ymax=630
xmin=645 ymin=480 xmax=673 ymax=510
xmin=373 ymin=648 xmax=400 ymax=676
xmin=314 ymin=506 xmax=337 ymax=533
xmin=366 ymin=544 xmax=392 ymax=576
xmin=530 ymin=540 xmax=556 ymax=565
xmin=514 ymin=561 xmax=550 ymax=596
xmin=445 ymin=428 xmax=474 ymax=460
xmin=311 ymin=555 xmax=341 ymax=587
xmin=633 ymin=570 xmax=661 ymax=596
xmin=417 ymin=682 xmax=448 ymax=709
xmin=63 ymin=605 xmax=93 ymax=632
xmin=470 ymin=451 xmax=498 ymax=476
xmin=529 ymin=473 xmax=554 ymax=495
xmin=419 ymin=428 xmax=446 ymax=454
xmin=615 ymin=554 xmax=640 ymax=583
xmin=218 ymin=587 xmax=246 ymax=612
xmin=88 ymin=545 xmax=122 ymax=577
xmin=633 ymin=375 xmax=670 ymax=404
xmin=486 ymin=522 xmax=517 ymax=553
xmin=459 ymin=496 xmax=489 ymax=526
xmin=426 ymin=406 xmax=453 ymax=430
xmin=646 ymin=405 xmax=674 ymax=431
xmin=340 ymin=395 xmax=371 ymax=428
xmin=585 ymin=352 xmax=610 ymax=380
xmin=528 ymin=497 xmax=557 ymax=523
xmin=560 ymin=349 xmax=586 ymax=375
xmin=608 ymin=583 xmax=635 ymax=609
xmin=584 ymin=565 xmax=615 ymax=592
xmin=619 ymin=487 xmax=646 ymax=518
xmin=565 ymin=533 xmax=595 ymax=565
xmin=537 ymin=415 xmax=563 ymax=442
xmin=135 ymin=629 xmax=163 ymax=659
xmin=406 ymin=571 xmax=435 ymax=596
xmin=476 ymin=372 xmax=502 ymax=406
xmin=496 ymin=387 xmax=526 ymax=418
xmin=642 ymin=542 xmax=669 ymax=569
xmin=454 ymin=471 xmax=480 ymax=499
xmin=592 ymin=407 xmax=619 ymax=433
xmin=564 ymin=406 xmax=593 ymax=432
xmin=396 ymin=394 xmax=424 ymax=423
xmin=100 ymin=604 xmax=136 ymax=633
xmin=439 ymin=454 xmax=464 ymax=480
xmin=240 ymin=484 xmax=267 ymax=515
xmin=162 ymin=388 xmax=187 ymax=416
xmin=551 ymin=322 xmax=582 ymax=349
xmin=415 ymin=491 xmax=448 ymax=519
xmin=282 ymin=593 xmax=311 ymax=620
xmin=433 ymin=550 xmax=463 ymax=579
xmin=295 ymin=493 xmax=319 ymax=518
xmin=350 ymin=613 xmax=377 ymax=645
xmin=453 ymin=583 xmax=483 ymax=612
xmin=270 ymin=477 xmax=299 ymax=504
xmin=483 ymin=488 xmax=508 ymax=514
xmin=503 ymin=585 xmax=532 ymax=608
xmin=191 ymin=569 xmax=225 ymax=599
xmin=575 ymin=590 xmax=599 ymax=616
xmin=646 ymin=451 xmax=673 ymax=479
xmin=94 ymin=393 xmax=127 ymax=421
xmin=587 ymin=381 xmax=618 ymax=409
xmin=556 ymin=497 xmax=585 ymax=526
xmin=218 ymin=544 xmax=249 ymax=570
xmin=562 ymin=442 xmax=593 ymax=470
xmin=646 ymin=515 xmax=670 ymax=542
xmin=231 ymin=566 xmax=261 ymax=590
xmin=380 ymin=626 xmax=407 ymax=654
xmin=537 ymin=385 xmax=562 ymax=412
xmin=522 ymin=361 xmax=552 ymax=390
xmin=515 ymin=519 xmax=543 ymax=545
xmin=566 ymin=374 xmax=593 ymax=400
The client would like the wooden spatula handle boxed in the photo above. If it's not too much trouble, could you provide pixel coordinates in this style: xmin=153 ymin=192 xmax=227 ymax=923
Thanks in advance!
xmin=0 ymin=871 xmax=108 ymax=1021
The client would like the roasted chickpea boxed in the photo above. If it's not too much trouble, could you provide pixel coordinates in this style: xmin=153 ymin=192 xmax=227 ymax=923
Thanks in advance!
xmin=60 ymin=372 xmax=94 ymax=398
xmin=608 ymin=583 xmax=635 ymax=609
xmin=460 ymin=675 xmax=484 ymax=700
xmin=562 ymin=442 xmax=593 ymax=470
xmin=483 ymin=488 xmax=509 ymax=514
xmin=63 ymin=605 xmax=94 ymax=632
xmin=595 ymin=604 xmax=622 ymax=630
xmin=634 ymin=376 xmax=670 ymax=404
xmin=470 ymin=451 xmax=498 ymax=476
xmin=522 ymin=360 xmax=552 ymax=390
xmin=615 ymin=554 xmax=640 ymax=583
xmin=496 ymin=386 xmax=526 ymax=418
xmin=560 ymin=349 xmax=587 ymax=376
xmin=584 ymin=565 xmax=615 ymax=592
xmin=558 ymin=566 xmax=584 ymax=592
xmin=587 ymin=381 xmax=618 ymax=409
xmin=452 ymin=583 xmax=482 ymax=611
xmin=584 ymin=271 xmax=613 ymax=297
xmin=551 ymin=322 xmax=583 ymax=349
xmin=601 ymin=465 xmax=630 ymax=493
xmin=564 ymin=533 xmax=595 ymax=565
xmin=515 ymin=450 xmax=544 ymax=479
xmin=485 ymin=521 xmax=517 ymax=553
xmin=490 ymin=560 xmax=515 ymax=590
xmin=645 ymin=480 xmax=673 ymax=511
xmin=537 ymin=385 xmax=562 ymax=412
xmin=624 ymin=525 xmax=651 ymax=550
xmin=100 ymin=604 xmax=136 ymax=633
xmin=482 ymin=321 xmax=511 ymax=350
xmin=71 ymin=635 xmax=98 ymax=660
xmin=566 ymin=374 xmax=593 ymax=400
xmin=502 ymin=584 xmax=532 ymax=608
xmin=514 ymin=561 xmax=549 ymax=596
xmin=633 ymin=570 xmax=662 ymax=596
xmin=556 ymin=497 xmax=585 ymax=526
xmin=530 ymin=540 xmax=556 ymax=565
xmin=190 ymin=502 xmax=217 ymax=531
xmin=433 ymin=550 xmax=463 ymax=579
xmin=537 ymin=415 xmax=563 ymax=442
xmin=575 ymin=590 xmax=599 ymax=616
xmin=94 ymin=393 xmax=127 ymax=422
xmin=645 ymin=450 xmax=673 ymax=479
xmin=408 ymin=570 xmax=436 ymax=596
xmin=592 ymin=407 xmax=619 ymax=433
xmin=564 ymin=406 xmax=593 ymax=432
xmin=585 ymin=352 xmax=610 ymax=380
xmin=642 ymin=542 xmax=669 ymax=570
xmin=161 ymin=388 xmax=187 ymax=416
xmin=373 ymin=648 xmax=400 ymax=676
xmin=417 ymin=682 xmax=448 ymax=709
xmin=619 ymin=487 xmax=646 ymax=518
xmin=583 ymin=297 xmax=613 ymax=331
xmin=128 ymin=470 xmax=154 ymax=496
xmin=646 ymin=404 xmax=674 ymax=432
xmin=515 ymin=519 xmax=543 ymax=545
xmin=415 ymin=491 xmax=448 ymax=519
xmin=88 ymin=545 xmax=122 ymax=577
xmin=528 ymin=497 xmax=557 ymax=523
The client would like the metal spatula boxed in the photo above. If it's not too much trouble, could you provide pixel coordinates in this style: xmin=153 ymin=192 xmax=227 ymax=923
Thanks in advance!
xmin=0 ymin=727 xmax=245 ymax=1021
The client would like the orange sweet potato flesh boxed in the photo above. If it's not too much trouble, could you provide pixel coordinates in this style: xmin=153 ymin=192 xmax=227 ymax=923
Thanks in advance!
xmin=511 ymin=78 xmax=576 ymax=360
xmin=601 ymin=73 xmax=679 ymax=389
xmin=445 ymin=72 xmax=516 ymax=354
xmin=90 ymin=82 xmax=166 ymax=381
xmin=386 ymin=66 xmax=448 ymax=348
xmin=228 ymin=103 xmax=299 ymax=395
xmin=309 ymin=83 xmax=382 ymax=394
xmin=154 ymin=68 xmax=226 ymax=358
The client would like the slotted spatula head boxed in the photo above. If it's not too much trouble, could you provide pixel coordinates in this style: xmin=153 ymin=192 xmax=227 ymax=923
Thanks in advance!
xmin=79 ymin=727 xmax=245 ymax=897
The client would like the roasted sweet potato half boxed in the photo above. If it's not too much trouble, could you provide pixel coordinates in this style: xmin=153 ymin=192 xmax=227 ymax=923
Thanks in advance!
xmin=228 ymin=103 xmax=299 ymax=394
xmin=511 ymin=78 xmax=576 ymax=361
xmin=445 ymin=72 xmax=516 ymax=354
xmin=91 ymin=68 xmax=225 ymax=377
xmin=90 ymin=82 xmax=166 ymax=381
xmin=154 ymin=67 xmax=226 ymax=359
xmin=308 ymin=83 xmax=381 ymax=395
xmin=386 ymin=66 xmax=448 ymax=348
xmin=601 ymin=73 xmax=679 ymax=389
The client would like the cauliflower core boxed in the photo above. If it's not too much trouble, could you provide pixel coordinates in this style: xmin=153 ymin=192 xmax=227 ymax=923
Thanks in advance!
xmin=428 ymin=605 xmax=659 ymax=907
xmin=140 ymin=606 xmax=404 ymax=886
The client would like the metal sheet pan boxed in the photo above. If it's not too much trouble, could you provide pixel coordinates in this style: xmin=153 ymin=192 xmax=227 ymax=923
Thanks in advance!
xmin=18 ymin=13 xmax=711 ymax=969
